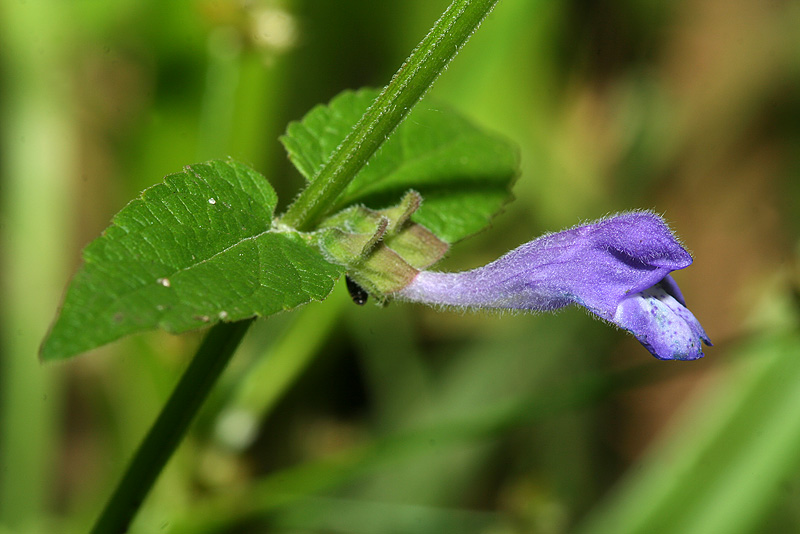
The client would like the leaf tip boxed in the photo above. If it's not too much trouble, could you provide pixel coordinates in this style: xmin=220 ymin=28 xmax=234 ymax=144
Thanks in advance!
xmin=38 ymin=331 xmax=66 ymax=364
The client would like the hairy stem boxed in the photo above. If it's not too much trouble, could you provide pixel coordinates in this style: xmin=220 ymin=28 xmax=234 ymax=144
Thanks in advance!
xmin=280 ymin=0 xmax=499 ymax=230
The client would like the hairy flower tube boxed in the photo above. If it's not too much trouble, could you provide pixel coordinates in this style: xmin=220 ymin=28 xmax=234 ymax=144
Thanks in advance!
xmin=397 ymin=212 xmax=711 ymax=360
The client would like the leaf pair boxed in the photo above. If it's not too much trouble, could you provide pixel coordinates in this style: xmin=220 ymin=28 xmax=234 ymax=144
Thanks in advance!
xmin=41 ymin=89 xmax=519 ymax=361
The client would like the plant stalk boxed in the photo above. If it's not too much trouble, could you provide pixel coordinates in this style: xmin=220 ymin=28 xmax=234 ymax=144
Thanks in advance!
xmin=280 ymin=0 xmax=499 ymax=230
xmin=89 ymin=319 xmax=253 ymax=534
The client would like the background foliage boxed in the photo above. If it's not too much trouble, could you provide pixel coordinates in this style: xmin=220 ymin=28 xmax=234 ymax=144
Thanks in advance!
xmin=1 ymin=0 xmax=799 ymax=533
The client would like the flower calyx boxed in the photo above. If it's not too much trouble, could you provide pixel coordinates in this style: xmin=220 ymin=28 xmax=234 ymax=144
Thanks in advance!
xmin=314 ymin=191 xmax=448 ymax=302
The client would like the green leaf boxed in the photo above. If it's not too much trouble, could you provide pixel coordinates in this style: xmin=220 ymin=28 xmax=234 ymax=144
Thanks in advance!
xmin=41 ymin=160 xmax=343 ymax=361
xmin=281 ymin=89 xmax=519 ymax=243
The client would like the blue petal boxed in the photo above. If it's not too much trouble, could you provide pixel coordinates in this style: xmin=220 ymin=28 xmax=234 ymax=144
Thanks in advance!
xmin=396 ymin=212 xmax=710 ymax=361
xmin=613 ymin=281 xmax=711 ymax=360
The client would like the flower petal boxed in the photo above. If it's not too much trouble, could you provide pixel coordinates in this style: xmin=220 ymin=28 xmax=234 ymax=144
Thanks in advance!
xmin=613 ymin=281 xmax=711 ymax=360
xmin=396 ymin=212 xmax=710 ymax=360
xmin=399 ymin=212 xmax=692 ymax=319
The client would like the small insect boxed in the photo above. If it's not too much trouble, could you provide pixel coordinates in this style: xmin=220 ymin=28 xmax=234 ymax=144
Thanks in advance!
xmin=345 ymin=276 xmax=369 ymax=305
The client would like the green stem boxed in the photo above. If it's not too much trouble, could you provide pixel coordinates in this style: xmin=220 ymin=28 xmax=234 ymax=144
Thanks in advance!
xmin=90 ymin=319 xmax=253 ymax=534
xmin=90 ymin=1 xmax=498 ymax=531
xmin=280 ymin=0 xmax=499 ymax=230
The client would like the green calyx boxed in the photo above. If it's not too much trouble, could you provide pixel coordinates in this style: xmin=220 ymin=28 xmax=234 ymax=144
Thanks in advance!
xmin=314 ymin=191 xmax=448 ymax=300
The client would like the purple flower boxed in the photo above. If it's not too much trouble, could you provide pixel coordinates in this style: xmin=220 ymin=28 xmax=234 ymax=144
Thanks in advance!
xmin=397 ymin=212 xmax=711 ymax=360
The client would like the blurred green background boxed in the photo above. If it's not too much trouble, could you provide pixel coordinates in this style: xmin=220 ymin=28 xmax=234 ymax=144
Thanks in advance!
xmin=2 ymin=0 xmax=800 ymax=533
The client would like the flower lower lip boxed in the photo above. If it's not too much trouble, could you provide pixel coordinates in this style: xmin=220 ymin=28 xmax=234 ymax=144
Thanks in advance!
xmin=619 ymin=280 xmax=711 ymax=360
